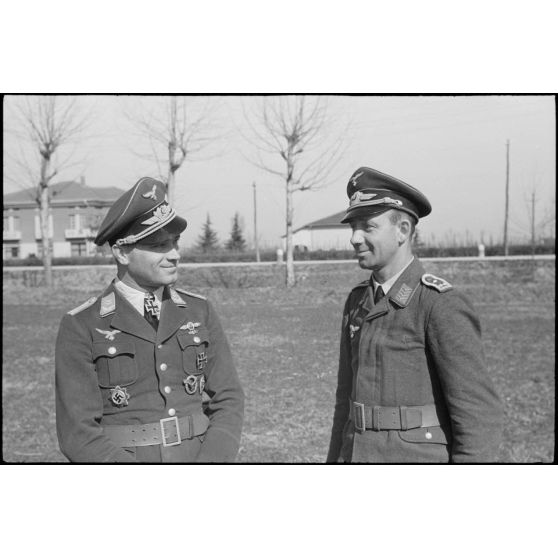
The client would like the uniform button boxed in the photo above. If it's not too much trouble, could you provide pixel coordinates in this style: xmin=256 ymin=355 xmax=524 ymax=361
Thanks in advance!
xmin=193 ymin=336 xmax=201 ymax=344
xmin=108 ymin=347 xmax=116 ymax=355
xmin=425 ymin=431 xmax=433 ymax=440
xmin=160 ymin=363 xmax=168 ymax=371
xmin=168 ymin=408 xmax=176 ymax=416
xmin=164 ymin=386 xmax=171 ymax=394
xmin=157 ymin=344 xmax=163 ymax=349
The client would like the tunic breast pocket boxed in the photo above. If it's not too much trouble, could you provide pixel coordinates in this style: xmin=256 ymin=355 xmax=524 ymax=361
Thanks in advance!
xmin=177 ymin=328 xmax=210 ymax=375
xmin=93 ymin=342 xmax=138 ymax=387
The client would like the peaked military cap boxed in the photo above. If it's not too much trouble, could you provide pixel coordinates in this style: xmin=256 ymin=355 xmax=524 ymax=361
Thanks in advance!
xmin=341 ymin=167 xmax=432 ymax=223
xmin=94 ymin=177 xmax=187 ymax=246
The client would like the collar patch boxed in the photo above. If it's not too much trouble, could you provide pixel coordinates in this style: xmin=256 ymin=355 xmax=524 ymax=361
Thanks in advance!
xmin=100 ymin=292 xmax=116 ymax=316
xmin=392 ymin=283 xmax=415 ymax=306
xmin=170 ymin=288 xmax=187 ymax=306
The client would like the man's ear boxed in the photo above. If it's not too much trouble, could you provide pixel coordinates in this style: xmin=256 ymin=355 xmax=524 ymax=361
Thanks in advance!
xmin=398 ymin=217 xmax=412 ymax=245
xmin=111 ymin=243 xmax=130 ymax=266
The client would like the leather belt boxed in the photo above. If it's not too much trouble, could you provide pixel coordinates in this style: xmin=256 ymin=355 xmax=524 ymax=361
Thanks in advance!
xmin=350 ymin=401 xmax=441 ymax=434
xmin=103 ymin=413 xmax=210 ymax=448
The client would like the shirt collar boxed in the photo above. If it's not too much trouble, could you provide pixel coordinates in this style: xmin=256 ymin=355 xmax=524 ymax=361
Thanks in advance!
xmin=372 ymin=256 xmax=415 ymax=296
xmin=114 ymin=279 xmax=164 ymax=316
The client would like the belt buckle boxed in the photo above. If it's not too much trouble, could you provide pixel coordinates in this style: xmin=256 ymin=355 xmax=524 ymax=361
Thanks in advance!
xmin=353 ymin=402 xmax=366 ymax=434
xmin=160 ymin=416 xmax=181 ymax=447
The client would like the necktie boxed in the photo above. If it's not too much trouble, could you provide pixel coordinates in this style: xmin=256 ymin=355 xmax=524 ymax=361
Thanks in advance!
xmin=374 ymin=285 xmax=385 ymax=304
xmin=144 ymin=292 xmax=160 ymax=330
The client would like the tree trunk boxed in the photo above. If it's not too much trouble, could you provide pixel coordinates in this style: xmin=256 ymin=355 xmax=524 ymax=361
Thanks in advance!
xmin=39 ymin=183 xmax=52 ymax=288
xmin=285 ymin=178 xmax=295 ymax=288
xmin=39 ymin=157 xmax=53 ymax=288
xmin=167 ymin=166 xmax=176 ymax=206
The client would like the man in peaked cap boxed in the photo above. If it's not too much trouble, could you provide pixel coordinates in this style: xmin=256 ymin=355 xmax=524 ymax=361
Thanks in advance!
xmin=326 ymin=167 xmax=503 ymax=463
xmin=55 ymin=177 xmax=244 ymax=462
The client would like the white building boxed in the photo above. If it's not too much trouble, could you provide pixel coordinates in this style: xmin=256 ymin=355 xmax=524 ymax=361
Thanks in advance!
xmin=285 ymin=211 xmax=352 ymax=251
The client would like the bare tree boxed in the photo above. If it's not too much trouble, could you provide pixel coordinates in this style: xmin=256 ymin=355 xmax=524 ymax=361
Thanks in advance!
xmin=123 ymin=96 xmax=222 ymax=205
xmin=243 ymin=95 xmax=347 ymax=287
xmin=7 ymin=95 xmax=91 ymax=287
xmin=508 ymin=172 xmax=555 ymax=250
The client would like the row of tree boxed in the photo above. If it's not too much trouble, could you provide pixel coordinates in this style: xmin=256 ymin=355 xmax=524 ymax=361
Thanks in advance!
xmin=196 ymin=213 xmax=246 ymax=253
xmin=5 ymin=95 xmax=344 ymax=287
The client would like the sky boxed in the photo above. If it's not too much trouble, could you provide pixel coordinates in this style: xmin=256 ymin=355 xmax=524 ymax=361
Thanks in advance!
xmin=3 ymin=94 xmax=555 ymax=250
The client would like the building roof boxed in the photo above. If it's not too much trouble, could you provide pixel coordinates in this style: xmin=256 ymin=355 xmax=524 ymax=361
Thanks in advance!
xmin=3 ymin=180 xmax=126 ymax=209
xmin=293 ymin=210 xmax=349 ymax=233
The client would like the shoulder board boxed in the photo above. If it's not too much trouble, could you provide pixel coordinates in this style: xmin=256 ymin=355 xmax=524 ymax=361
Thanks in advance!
xmin=351 ymin=280 xmax=369 ymax=292
xmin=67 ymin=296 xmax=97 ymax=316
xmin=175 ymin=287 xmax=207 ymax=301
xmin=421 ymin=273 xmax=453 ymax=293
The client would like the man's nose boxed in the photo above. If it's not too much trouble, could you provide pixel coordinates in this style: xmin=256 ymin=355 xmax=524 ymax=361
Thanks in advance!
xmin=167 ymin=247 xmax=180 ymax=260
xmin=350 ymin=229 xmax=363 ymax=247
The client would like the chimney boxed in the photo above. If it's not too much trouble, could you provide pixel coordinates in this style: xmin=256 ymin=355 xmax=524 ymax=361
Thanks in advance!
xmin=80 ymin=176 xmax=86 ymax=186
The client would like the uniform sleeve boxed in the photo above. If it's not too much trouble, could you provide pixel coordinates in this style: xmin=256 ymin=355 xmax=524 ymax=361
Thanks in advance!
xmin=326 ymin=296 xmax=353 ymax=463
xmin=195 ymin=301 xmax=244 ymax=463
xmin=55 ymin=314 xmax=135 ymax=463
xmin=426 ymin=291 xmax=504 ymax=463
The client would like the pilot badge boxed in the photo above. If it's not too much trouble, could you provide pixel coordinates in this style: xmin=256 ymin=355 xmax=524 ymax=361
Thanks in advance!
xmin=183 ymin=375 xmax=198 ymax=395
xmin=182 ymin=321 xmax=201 ymax=335
xmin=110 ymin=386 xmax=130 ymax=407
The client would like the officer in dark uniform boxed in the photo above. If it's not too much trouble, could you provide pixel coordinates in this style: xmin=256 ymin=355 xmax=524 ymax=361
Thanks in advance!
xmin=55 ymin=177 xmax=244 ymax=462
xmin=327 ymin=167 xmax=503 ymax=463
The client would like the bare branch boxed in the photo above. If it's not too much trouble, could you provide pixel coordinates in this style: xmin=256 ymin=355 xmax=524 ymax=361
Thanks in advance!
xmin=121 ymin=96 xmax=223 ymax=203
xmin=243 ymin=95 xmax=350 ymax=286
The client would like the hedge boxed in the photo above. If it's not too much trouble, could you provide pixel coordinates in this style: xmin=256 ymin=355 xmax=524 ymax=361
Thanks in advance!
xmin=2 ymin=243 xmax=554 ymax=267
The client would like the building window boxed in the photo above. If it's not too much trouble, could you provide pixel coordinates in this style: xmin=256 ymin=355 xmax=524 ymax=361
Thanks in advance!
xmin=34 ymin=214 xmax=54 ymax=238
xmin=3 ymin=245 xmax=20 ymax=259
xmin=3 ymin=214 xmax=20 ymax=232
xmin=71 ymin=241 xmax=87 ymax=257
xmin=36 ymin=240 xmax=53 ymax=258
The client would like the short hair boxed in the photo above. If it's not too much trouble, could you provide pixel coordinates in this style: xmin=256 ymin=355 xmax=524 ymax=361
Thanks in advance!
xmin=389 ymin=209 xmax=417 ymax=238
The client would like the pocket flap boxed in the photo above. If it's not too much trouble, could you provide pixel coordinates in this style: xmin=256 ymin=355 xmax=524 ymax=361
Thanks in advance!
xmin=398 ymin=426 xmax=449 ymax=445
xmin=93 ymin=341 xmax=136 ymax=360
xmin=177 ymin=328 xmax=209 ymax=350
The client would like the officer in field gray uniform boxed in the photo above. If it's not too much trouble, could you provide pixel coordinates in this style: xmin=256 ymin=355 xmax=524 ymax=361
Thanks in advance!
xmin=55 ymin=177 xmax=244 ymax=462
xmin=327 ymin=167 xmax=503 ymax=463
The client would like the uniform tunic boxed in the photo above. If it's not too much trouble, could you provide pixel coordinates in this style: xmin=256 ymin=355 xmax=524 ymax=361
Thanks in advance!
xmin=55 ymin=281 xmax=244 ymax=463
xmin=327 ymin=258 xmax=503 ymax=463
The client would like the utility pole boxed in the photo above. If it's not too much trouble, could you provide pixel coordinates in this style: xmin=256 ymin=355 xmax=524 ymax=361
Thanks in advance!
xmin=252 ymin=181 xmax=260 ymax=262
xmin=530 ymin=190 xmax=537 ymax=256
xmin=503 ymin=140 xmax=510 ymax=256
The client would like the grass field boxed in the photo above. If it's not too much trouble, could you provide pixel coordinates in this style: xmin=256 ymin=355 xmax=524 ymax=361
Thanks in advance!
xmin=2 ymin=259 xmax=555 ymax=463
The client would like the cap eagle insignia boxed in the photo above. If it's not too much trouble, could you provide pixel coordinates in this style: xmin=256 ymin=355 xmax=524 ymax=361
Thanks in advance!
xmin=142 ymin=184 xmax=158 ymax=201
xmin=350 ymin=171 xmax=364 ymax=187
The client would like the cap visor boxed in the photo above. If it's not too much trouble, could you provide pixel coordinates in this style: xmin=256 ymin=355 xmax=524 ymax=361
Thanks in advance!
xmin=164 ymin=215 xmax=187 ymax=234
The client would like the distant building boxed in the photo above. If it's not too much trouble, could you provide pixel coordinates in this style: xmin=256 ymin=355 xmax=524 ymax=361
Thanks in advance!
xmin=285 ymin=211 xmax=351 ymax=251
xmin=3 ymin=178 xmax=124 ymax=260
